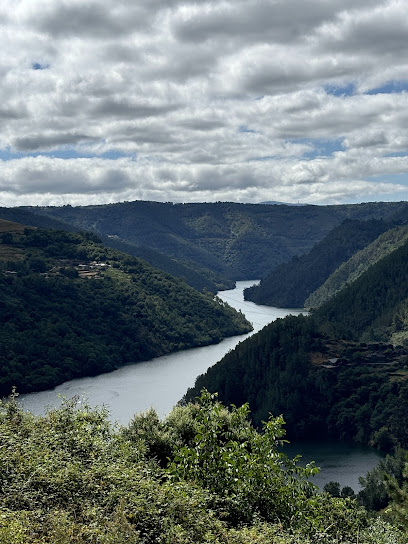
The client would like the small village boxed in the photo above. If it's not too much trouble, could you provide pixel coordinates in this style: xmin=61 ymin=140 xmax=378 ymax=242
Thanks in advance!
xmin=3 ymin=259 xmax=111 ymax=279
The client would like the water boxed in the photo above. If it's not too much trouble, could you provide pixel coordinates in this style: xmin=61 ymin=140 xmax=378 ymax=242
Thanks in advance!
xmin=284 ymin=440 xmax=382 ymax=492
xmin=19 ymin=280 xmax=382 ymax=489
xmin=20 ymin=281 xmax=302 ymax=422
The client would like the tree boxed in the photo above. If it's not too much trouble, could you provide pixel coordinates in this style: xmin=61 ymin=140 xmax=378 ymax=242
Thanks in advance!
xmin=324 ymin=481 xmax=341 ymax=497
xmin=1 ymin=232 xmax=13 ymax=244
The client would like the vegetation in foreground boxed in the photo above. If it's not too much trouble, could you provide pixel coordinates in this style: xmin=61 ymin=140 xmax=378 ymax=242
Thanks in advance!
xmin=0 ymin=390 xmax=405 ymax=543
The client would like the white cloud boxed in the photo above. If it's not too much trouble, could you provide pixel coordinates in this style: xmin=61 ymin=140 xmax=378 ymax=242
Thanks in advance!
xmin=0 ymin=0 xmax=407 ymax=206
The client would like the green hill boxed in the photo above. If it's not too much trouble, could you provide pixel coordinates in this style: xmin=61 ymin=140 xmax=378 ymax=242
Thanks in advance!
xmin=244 ymin=219 xmax=389 ymax=308
xmin=22 ymin=200 xmax=408 ymax=282
xmin=0 ymin=221 xmax=251 ymax=395
xmin=314 ymin=238 xmax=408 ymax=344
xmin=0 ymin=207 xmax=225 ymax=292
xmin=305 ymin=224 xmax=408 ymax=309
xmin=186 ymin=237 xmax=408 ymax=450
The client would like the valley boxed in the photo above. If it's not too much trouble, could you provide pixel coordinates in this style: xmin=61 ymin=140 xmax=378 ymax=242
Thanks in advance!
xmin=2 ymin=199 xmax=408 ymax=540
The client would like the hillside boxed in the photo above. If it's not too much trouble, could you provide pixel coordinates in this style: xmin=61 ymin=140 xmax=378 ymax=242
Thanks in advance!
xmin=244 ymin=219 xmax=389 ymax=308
xmin=314 ymin=238 xmax=408 ymax=344
xmin=186 ymin=315 xmax=408 ymax=448
xmin=22 ymin=200 xmax=408 ymax=281
xmin=0 ymin=392 xmax=404 ymax=543
xmin=0 ymin=207 xmax=225 ymax=292
xmin=305 ymin=224 xmax=408 ymax=309
xmin=186 ymin=237 xmax=408 ymax=450
xmin=0 ymin=221 xmax=251 ymax=395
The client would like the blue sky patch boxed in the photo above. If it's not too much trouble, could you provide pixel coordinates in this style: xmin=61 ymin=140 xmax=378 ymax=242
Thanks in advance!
xmin=366 ymin=172 xmax=408 ymax=188
xmin=323 ymin=82 xmax=356 ymax=97
xmin=384 ymin=151 xmax=408 ymax=158
xmin=287 ymin=138 xmax=345 ymax=159
xmin=32 ymin=62 xmax=50 ymax=70
xmin=365 ymin=80 xmax=408 ymax=95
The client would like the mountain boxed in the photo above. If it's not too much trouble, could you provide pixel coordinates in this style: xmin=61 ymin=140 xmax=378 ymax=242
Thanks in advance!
xmin=244 ymin=219 xmax=389 ymax=308
xmin=0 ymin=221 xmax=251 ymax=395
xmin=0 ymin=207 xmax=225 ymax=292
xmin=305 ymin=223 xmax=408 ymax=309
xmin=21 ymin=200 xmax=408 ymax=282
xmin=185 ymin=237 xmax=408 ymax=450
xmin=314 ymin=237 xmax=408 ymax=344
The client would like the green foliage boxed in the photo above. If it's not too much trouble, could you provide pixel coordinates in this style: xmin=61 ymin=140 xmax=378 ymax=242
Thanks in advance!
xmin=245 ymin=219 xmax=389 ymax=308
xmin=0 ymin=227 xmax=251 ymax=395
xmin=324 ymin=481 xmax=341 ymax=497
xmin=306 ymin=224 xmax=408 ymax=309
xmin=385 ymin=465 xmax=408 ymax=530
xmin=1 ymin=391 xmax=403 ymax=543
xmin=167 ymin=391 xmax=318 ymax=526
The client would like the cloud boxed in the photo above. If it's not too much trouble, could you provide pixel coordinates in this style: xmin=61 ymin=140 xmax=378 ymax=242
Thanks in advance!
xmin=0 ymin=0 xmax=407 ymax=206
xmin=13 ymin=133 xmax=94 ymax=152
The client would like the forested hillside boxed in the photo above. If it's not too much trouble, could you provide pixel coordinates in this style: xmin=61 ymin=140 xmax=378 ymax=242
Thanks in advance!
xmin=0 ymin=207 xmax=224 ymax=292
xmin=244 ymin=219 xmax=389 ymax=307
xmin=186 ymin=315 xmax=408 ymax=450
xmin=315 ymin=238 xmax=408 ymax=344
xmin=186 ymin=237 xmax=408 ymax=450
xmin=305 ymin=223 xmax=408 ymax=309
xmin=22 ymin=200 xmax=408 ymax=281
xmin=0 ymin=221 xmax=251 ymax=395
xmin=1 ymin=391 xmax=404 ymax=543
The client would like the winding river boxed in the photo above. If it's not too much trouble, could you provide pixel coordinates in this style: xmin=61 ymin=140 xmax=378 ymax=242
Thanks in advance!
xmin=19 ymin=280 xmax=382 ymax=490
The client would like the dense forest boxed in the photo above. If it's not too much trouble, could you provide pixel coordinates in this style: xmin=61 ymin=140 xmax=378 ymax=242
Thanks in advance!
xmin=187 ymin=236 xmax=408 ymax=449
xmin=0 ymin=220 xmax=251 ymax=395
xmin=244 ymin=219 xmax=390 ymax=307
xmin=21 ymin=199 xmax=408 ymax=281
xmin=315 ymin=238 xmax=408 ymax=344
xmin=0 ymin=207 xmax=225 ymax=292
xmin=305 ymin=224 xmax=408 ymax=309
xmin=1 ymin=390 xmax=405 ymax=543
xmin=186 ymin=315 xmax=408 ymax=449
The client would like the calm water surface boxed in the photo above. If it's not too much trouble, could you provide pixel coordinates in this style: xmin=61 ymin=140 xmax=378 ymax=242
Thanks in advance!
xmin=19 ymin=280 xmax=382 ymax=489
xmin=20 ymin=281 xmax=299 ymax=422
xmin=284 ymin=440 xmax=382 ymax=491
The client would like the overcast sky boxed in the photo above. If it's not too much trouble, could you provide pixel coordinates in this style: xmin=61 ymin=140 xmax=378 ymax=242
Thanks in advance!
xmin=1 ymin=0 xmax=408 ymax=207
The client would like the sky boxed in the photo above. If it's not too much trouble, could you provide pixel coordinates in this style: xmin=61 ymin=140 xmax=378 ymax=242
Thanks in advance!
xmin=1 ymin=0 xmax=408 ymax=207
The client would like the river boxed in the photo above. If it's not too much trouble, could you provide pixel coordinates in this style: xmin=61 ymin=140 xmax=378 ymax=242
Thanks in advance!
xmin=19 ymin=280 xmax=382 ymax=490
xmin=19 ymin=280 xmax=298 ymax=421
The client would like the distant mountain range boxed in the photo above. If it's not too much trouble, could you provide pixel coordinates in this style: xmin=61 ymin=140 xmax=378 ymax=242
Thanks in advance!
xmin=260 ymin=200 xmax=307 ymax=206
xmin=0 ymin=200 xmax=406 ymax=292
